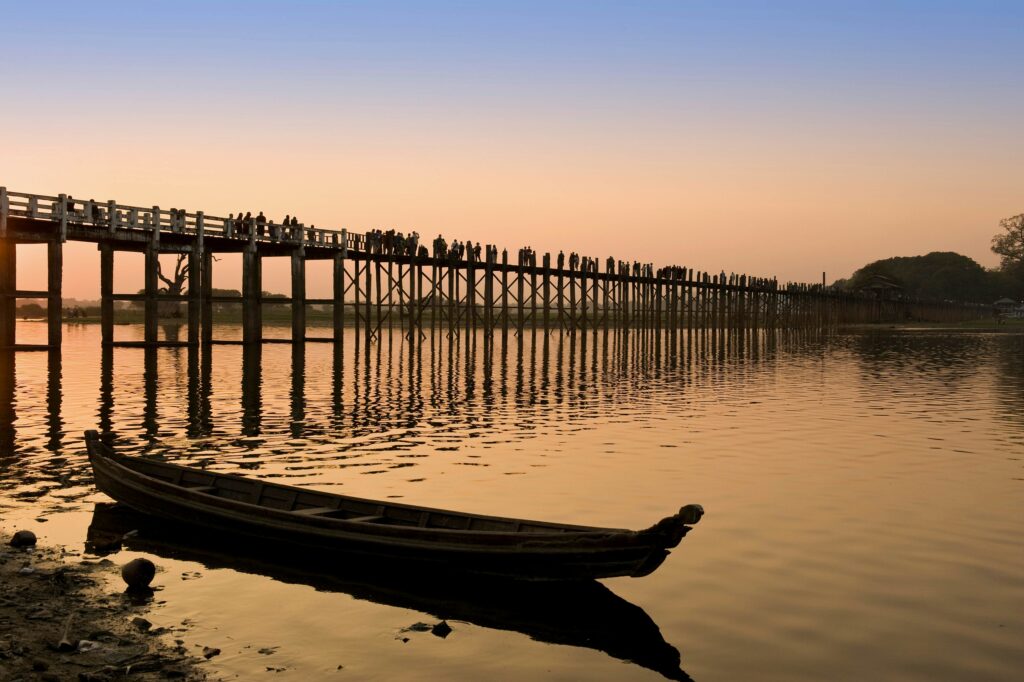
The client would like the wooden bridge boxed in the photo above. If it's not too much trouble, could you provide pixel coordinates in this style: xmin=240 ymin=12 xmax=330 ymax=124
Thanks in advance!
xmin=0 ymin=187 xmax=983 ymax=351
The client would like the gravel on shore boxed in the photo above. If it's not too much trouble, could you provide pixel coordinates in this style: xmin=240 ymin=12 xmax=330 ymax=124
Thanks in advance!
xmin=1 ymin=533 xmax=208 ymax=682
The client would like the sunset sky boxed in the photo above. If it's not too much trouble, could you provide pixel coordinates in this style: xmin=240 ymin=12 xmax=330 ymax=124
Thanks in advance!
xmin=3 ymin=1 xmax=1022 ymax=298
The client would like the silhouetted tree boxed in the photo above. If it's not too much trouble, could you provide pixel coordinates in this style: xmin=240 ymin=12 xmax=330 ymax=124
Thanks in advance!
xmin=157 ymin=254 xmax=189 ymax=296
xmin=992 ymin=214 xmax=1024 ymax=267
xmin=841 ymin=252 xmax=1013 ymax=303
xmin=132 ymin=254 xmax=189 ymax=317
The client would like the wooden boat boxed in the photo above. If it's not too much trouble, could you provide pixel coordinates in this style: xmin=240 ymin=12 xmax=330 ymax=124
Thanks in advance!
xmin=88 ymin=502 xmax=694 ymax=680
xmin=85 ymin=430 xmax=704 ymax=581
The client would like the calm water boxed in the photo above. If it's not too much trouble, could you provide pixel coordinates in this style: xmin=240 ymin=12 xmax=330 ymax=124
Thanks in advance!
xmin=2 ymin=322 xmax=1023 ymax=681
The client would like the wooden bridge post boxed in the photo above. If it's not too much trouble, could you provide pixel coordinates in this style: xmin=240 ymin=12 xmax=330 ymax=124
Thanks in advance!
xmin=516 ymin=252 xmax=525 ymax=334
xmin=396 ymin=260 xmax=406 ymax=334
xmin=736 ymin=275 xmax=745 ymax=329
xmin=484 ymin=247 xmax=494 ymax=334
xmin=598 ymin=259 xmax=606 ymax=333
xmin=413 ymin=254 xmax=425 ymax=336
xmin=682 ymin=269 xmax=690 ymax=335
xmin=364 ymin=253 xmax=372 ymax=342
xmin=99 ymin=244 xmax=113 ymax=345
xmin=47 ymin=239 xmax=62 ymax=348
xmin=501 ymin=250 xmax=509 ymax=337
xmin=144 ymin=235 xmax=159 ymax=345
xmin=447 ymin=260 xmax=456 ymax=336
xmin=201 ymin=249 xmax=213 ymax=344
xmin=614 ymin=262 xmax=622 ymax=331
xmin=752 ymin=278 xmax=760 ymax=331
xmin=0 ymin=238 xmax=14 ymax=348
xmin=639 ymin=266 xmax=647 ymax=332
xmin=568 ymin=258 xmax=577 ymax=333
xmin=430 ymin=259 xmax=439 ymax=338
xmin=291 ymin=248 xmax=306 ymax=342
xmin=654 ymin=268 xmax=662 ymax=333
xmin=526 ymin=257 xmax=536 ymax=332
xmin=580 ymin=260 xmax=588 ymax=332
xmin=352 ymin=260 xmax=362 ymax=340
xmin=333 ymin=253 xmax=345 ymax=344
xmin=242 ymin=246 xmax=262 ymax=345
xmin=725 ymin=275 xmax=733 ymax=329
xmin=410 ymin=254 xmax=420 ymax=335
xmin=556 ymin=257 xmax=565 ymax=330
xmin=189 ymin=212 xmax=204 ymax=346
xmin=542 ymin=254 xmax=551 ymax=333
xmin=375 ymin=259 xmax=383 ymax=338
xmin=591 ymin=261 xmax=599 ymax=333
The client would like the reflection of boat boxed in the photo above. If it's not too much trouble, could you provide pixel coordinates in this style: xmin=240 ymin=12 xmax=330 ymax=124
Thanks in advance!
xmin=88 ymin=502 xmax=694 ymax=681
xmin=85 ymin=431 xmax=703 ymax=580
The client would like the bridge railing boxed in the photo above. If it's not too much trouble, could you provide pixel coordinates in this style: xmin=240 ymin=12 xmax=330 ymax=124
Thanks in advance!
xmin=1 ymin=189 xmax=366 ymax=252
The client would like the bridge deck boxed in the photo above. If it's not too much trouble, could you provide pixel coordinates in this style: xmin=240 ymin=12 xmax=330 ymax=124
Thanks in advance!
xmin=0 ymin=186 xmax=984 ymax=351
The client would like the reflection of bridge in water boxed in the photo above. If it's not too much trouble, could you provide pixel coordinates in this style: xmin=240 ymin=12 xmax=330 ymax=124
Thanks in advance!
xmin=1 ymin=325 xmax=810 ymax=468
xmin=4 ymin=328 xmax=778 ymax=681
xmin=8 ymin=326 xmax=1020 ymax=496
xmin=1 ymin=187 xmax=983 ymax=351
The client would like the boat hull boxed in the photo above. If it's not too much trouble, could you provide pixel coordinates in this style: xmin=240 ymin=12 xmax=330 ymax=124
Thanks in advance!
xmin=86 ymin=431 xmax=702 ymax=581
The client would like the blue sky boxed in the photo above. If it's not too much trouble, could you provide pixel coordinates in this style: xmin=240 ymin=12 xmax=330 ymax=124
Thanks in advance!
xmin=4 ymin=1 xmax=1022 ymax=295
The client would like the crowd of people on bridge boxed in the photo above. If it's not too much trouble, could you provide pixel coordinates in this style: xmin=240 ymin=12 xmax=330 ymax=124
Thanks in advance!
xmin=227 ymin=211 xmax=313 ymax=238
xmin=46 ymin=194 xmax=778 ymax=290
xmin=365 ymin=229 xmax=421 ymax=257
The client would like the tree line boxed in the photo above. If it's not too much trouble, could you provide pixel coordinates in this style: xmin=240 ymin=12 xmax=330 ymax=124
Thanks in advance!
xmin=834 ymin=215 xmax=1024 ymax=304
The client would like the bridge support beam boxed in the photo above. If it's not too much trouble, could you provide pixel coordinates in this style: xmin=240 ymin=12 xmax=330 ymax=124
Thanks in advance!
xmin=291 ymin=250 xmax=305 ymax=342
xmin=100 ymin=244 xmax=114 ymax=345
xmin=187 ymin=247 xmax=201 ymax=346
xmin=144 ymin=244 xmax=159 ymax=345
xmin=0 ymin=239 xmax=15 ymax=348
xmin=201 ymin=250 xmax=213 ymax=345
xmin=47 ymin=240 xmax=62 ymax=348
xmin=332 ymin=253 xmax=344 ymax=345
xmin=242 ymin=247 xmax=262 ymax=345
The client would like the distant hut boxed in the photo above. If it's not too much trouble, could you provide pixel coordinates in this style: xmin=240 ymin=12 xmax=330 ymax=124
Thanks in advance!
xmin=993 ymin=297 xmax=1023 ymax=319
xmin=857 ymin=274 xmax=903 ymax=300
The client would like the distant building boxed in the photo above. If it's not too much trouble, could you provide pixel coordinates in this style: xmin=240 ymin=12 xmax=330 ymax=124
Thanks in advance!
xmin=993 ymin=298 xmax=1024 ymax=318
xmin=857 ymin=274 xmax=903 ymax=299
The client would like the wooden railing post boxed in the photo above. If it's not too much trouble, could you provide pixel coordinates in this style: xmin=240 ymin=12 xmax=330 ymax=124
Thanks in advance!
xmin=0 ymin=187 xmax=8 ymax=238
xmin=107 ymin=200 xmax=118 ymax=233
xmin=58 ymin=193 xmax=68 ymax=242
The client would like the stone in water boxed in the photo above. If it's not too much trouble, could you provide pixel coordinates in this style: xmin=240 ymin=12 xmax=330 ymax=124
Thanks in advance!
xmin=121 ymin=557 xmax=156 ymax=590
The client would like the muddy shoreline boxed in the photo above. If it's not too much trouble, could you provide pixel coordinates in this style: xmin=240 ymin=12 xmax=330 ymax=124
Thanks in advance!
xmin=0 ymin=531 xmax=208 ymax=682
